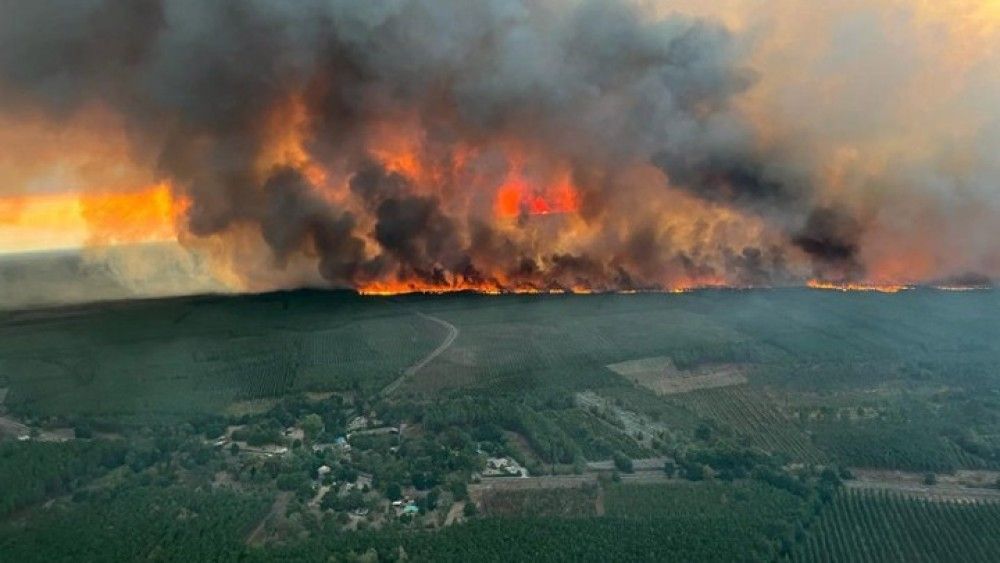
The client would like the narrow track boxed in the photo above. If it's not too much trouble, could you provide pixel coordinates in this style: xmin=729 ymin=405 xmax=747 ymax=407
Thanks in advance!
xmin=380 ymin=312 xmax=458 ymax=397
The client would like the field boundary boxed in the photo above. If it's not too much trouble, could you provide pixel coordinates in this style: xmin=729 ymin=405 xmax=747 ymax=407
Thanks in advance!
xmin=846 ymin=468 xmax=1000 ymax=502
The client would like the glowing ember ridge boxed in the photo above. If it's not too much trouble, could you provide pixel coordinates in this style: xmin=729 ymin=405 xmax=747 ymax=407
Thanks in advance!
xmin=806 ymin=279 xmax=912 ymax=293
xmin=358 ymin=283 xmax=988 ymax=296
xmin=356 ymin=281 xmax=765 ymax=297
xmin=357 ymin=284 xmax=582 ymax=296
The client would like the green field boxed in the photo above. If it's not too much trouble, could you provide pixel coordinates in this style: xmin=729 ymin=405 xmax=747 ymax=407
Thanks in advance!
xmin=3 ymin=289 xmax=1000 ymax=469
xmin=0 ymin=291 xmax=443 ymax=419
xmin=795 ymin=489 xmax=1000 ymax=562
xmin=3 ymin=289 xmax=1000 ymax=561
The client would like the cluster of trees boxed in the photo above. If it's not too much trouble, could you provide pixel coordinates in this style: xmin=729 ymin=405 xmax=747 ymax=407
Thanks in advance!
xmin=662 ymin=440 xmax=847 ymax=506
xmin=422 ymin=395 xmax=594 ymax=465
xmin=261 ymin=478 xmax=818 ymax=563
xmin=0 ymin=440 xmax=128 ymax=518
xmin=221 ymin=394 xmax=352 ymax=449
xmin=0 ymin=486 xmax=269 ymax=562
xmin=231 ymin=423 xmax=284 ymax=447
xmin=479 ymin=486 xmax=598 ymax=518
xmin=351 ymin=429 xmax=480 ymax=498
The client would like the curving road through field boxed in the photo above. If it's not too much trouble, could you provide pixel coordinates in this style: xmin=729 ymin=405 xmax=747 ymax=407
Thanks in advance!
xmin=380 ymin=312 xmax=458 ymax=397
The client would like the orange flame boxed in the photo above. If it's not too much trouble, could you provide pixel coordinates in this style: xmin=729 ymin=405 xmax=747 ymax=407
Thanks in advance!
xmin=495 ymin=166 xmax=580 ymax=217
xmin=356 ymin=272 xmax=738 ymax=296
xmin=806 ymin=279 xmax=911 ymax=293
xmin=258 ymin=94 xmax=328 ymax=186
xmin=80 ymin=183 xmax=187 ymax=245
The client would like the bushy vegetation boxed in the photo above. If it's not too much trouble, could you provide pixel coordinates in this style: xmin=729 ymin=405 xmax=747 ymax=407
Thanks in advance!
xmin=0 ymin=486 xmax=269 ymax=562
xmin=0 ymin=440 xmax=127 ymax=517
xmin=0 ymin=291 xmax=440 ymax=419
xmin=422 ymin=394 xmax=586 ymax=465
xmin=260 ymin=516 xmax=780 ymax=562
xmin=606 ymin=481 xmax=811 ymax=558
xmin=256 ymin=480 xmax=818 ymax=562
xmin=479 ymin=486 xmax=598 ymax=517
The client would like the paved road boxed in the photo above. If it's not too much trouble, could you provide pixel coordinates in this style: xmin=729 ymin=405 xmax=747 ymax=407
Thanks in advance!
xmin=380 ymin=312 xmax=458 ymax=397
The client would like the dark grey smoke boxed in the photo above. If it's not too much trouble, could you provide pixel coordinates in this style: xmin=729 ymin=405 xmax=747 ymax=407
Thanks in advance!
xmin=261 ymin=167 xmax=366 ymax=284
xmin=792 ymin=207 xmax=863 ymax=279
xmin=0 ymin=0 xmax=862 ymax=288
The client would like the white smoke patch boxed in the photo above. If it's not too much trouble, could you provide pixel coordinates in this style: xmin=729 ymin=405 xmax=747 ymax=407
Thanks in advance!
xmin=0 ymin=243 xmax=229 ymax=310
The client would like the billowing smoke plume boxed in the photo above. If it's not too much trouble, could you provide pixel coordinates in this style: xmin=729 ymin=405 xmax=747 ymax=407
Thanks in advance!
xmin=1 ymin=0 xmax=998 ymax=294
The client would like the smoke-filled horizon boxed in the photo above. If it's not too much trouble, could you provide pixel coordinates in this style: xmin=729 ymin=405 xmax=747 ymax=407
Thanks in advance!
xmin=1 ymin=0 xmax=998 ymax=298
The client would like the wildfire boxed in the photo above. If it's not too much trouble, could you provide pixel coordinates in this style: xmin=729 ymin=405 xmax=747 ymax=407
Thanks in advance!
xmin=806 ymin=279 xmax=911 ymax=293
xmin=494 ymin=166 xmax=581 ymax=218
xmin=356 ymin=274 xmax=740 ymax=296
xmin=258 ymin=94 xmax=328 ymax=186
xmin=358 ymin=280 xmax=503 ymax=296
xmin=357 ymin=280 xmax=587 ymax=296
xmin=79 ymin=183 xmax=187 ymax=245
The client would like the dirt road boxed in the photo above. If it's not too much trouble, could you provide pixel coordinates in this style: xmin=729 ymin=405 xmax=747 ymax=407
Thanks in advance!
xmin=381 ymin=312 xmax=458 ymax=397
xmin=245 ymin=492 xmax=291 ymax=546
xmin=444 ymin=501 xmax=465 ymax=526
xmin=0 ymin=414 xmax=74 ymax=442
xmin=846 ymin=468 xmax=1000 ymax=502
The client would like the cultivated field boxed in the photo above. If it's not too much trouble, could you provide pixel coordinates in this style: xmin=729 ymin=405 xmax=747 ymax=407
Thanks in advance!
xmin=606 ymin=356 xmax=747 ymax=395
xmin=795 ymin=489 xmax=1000 ymax=563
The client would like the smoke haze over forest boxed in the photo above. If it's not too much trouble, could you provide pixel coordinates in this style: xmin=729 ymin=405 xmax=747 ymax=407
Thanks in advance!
xmin=1 ymin=0 xmax=999 ymax=303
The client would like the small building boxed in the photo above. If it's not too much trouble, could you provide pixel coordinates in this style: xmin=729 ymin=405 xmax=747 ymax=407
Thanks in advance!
xmin=402 ymin=504 xmax=420 ymax=515
xmin=258 ymin=445 xmax=289 ymax=457
xmin=317 ymin=465 xmax=332 ymax=477
xmin=355 ymin=472 xmax=373 ymax=490
xmin=483 ymin=457 xmax=529 ymax=478
xmin=346 ymin=416 xmax=369 ymax=432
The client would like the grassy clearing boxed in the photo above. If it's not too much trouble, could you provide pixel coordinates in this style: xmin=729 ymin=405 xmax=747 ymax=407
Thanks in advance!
xmin=608 ymin=356 xmax=747 ymax=395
